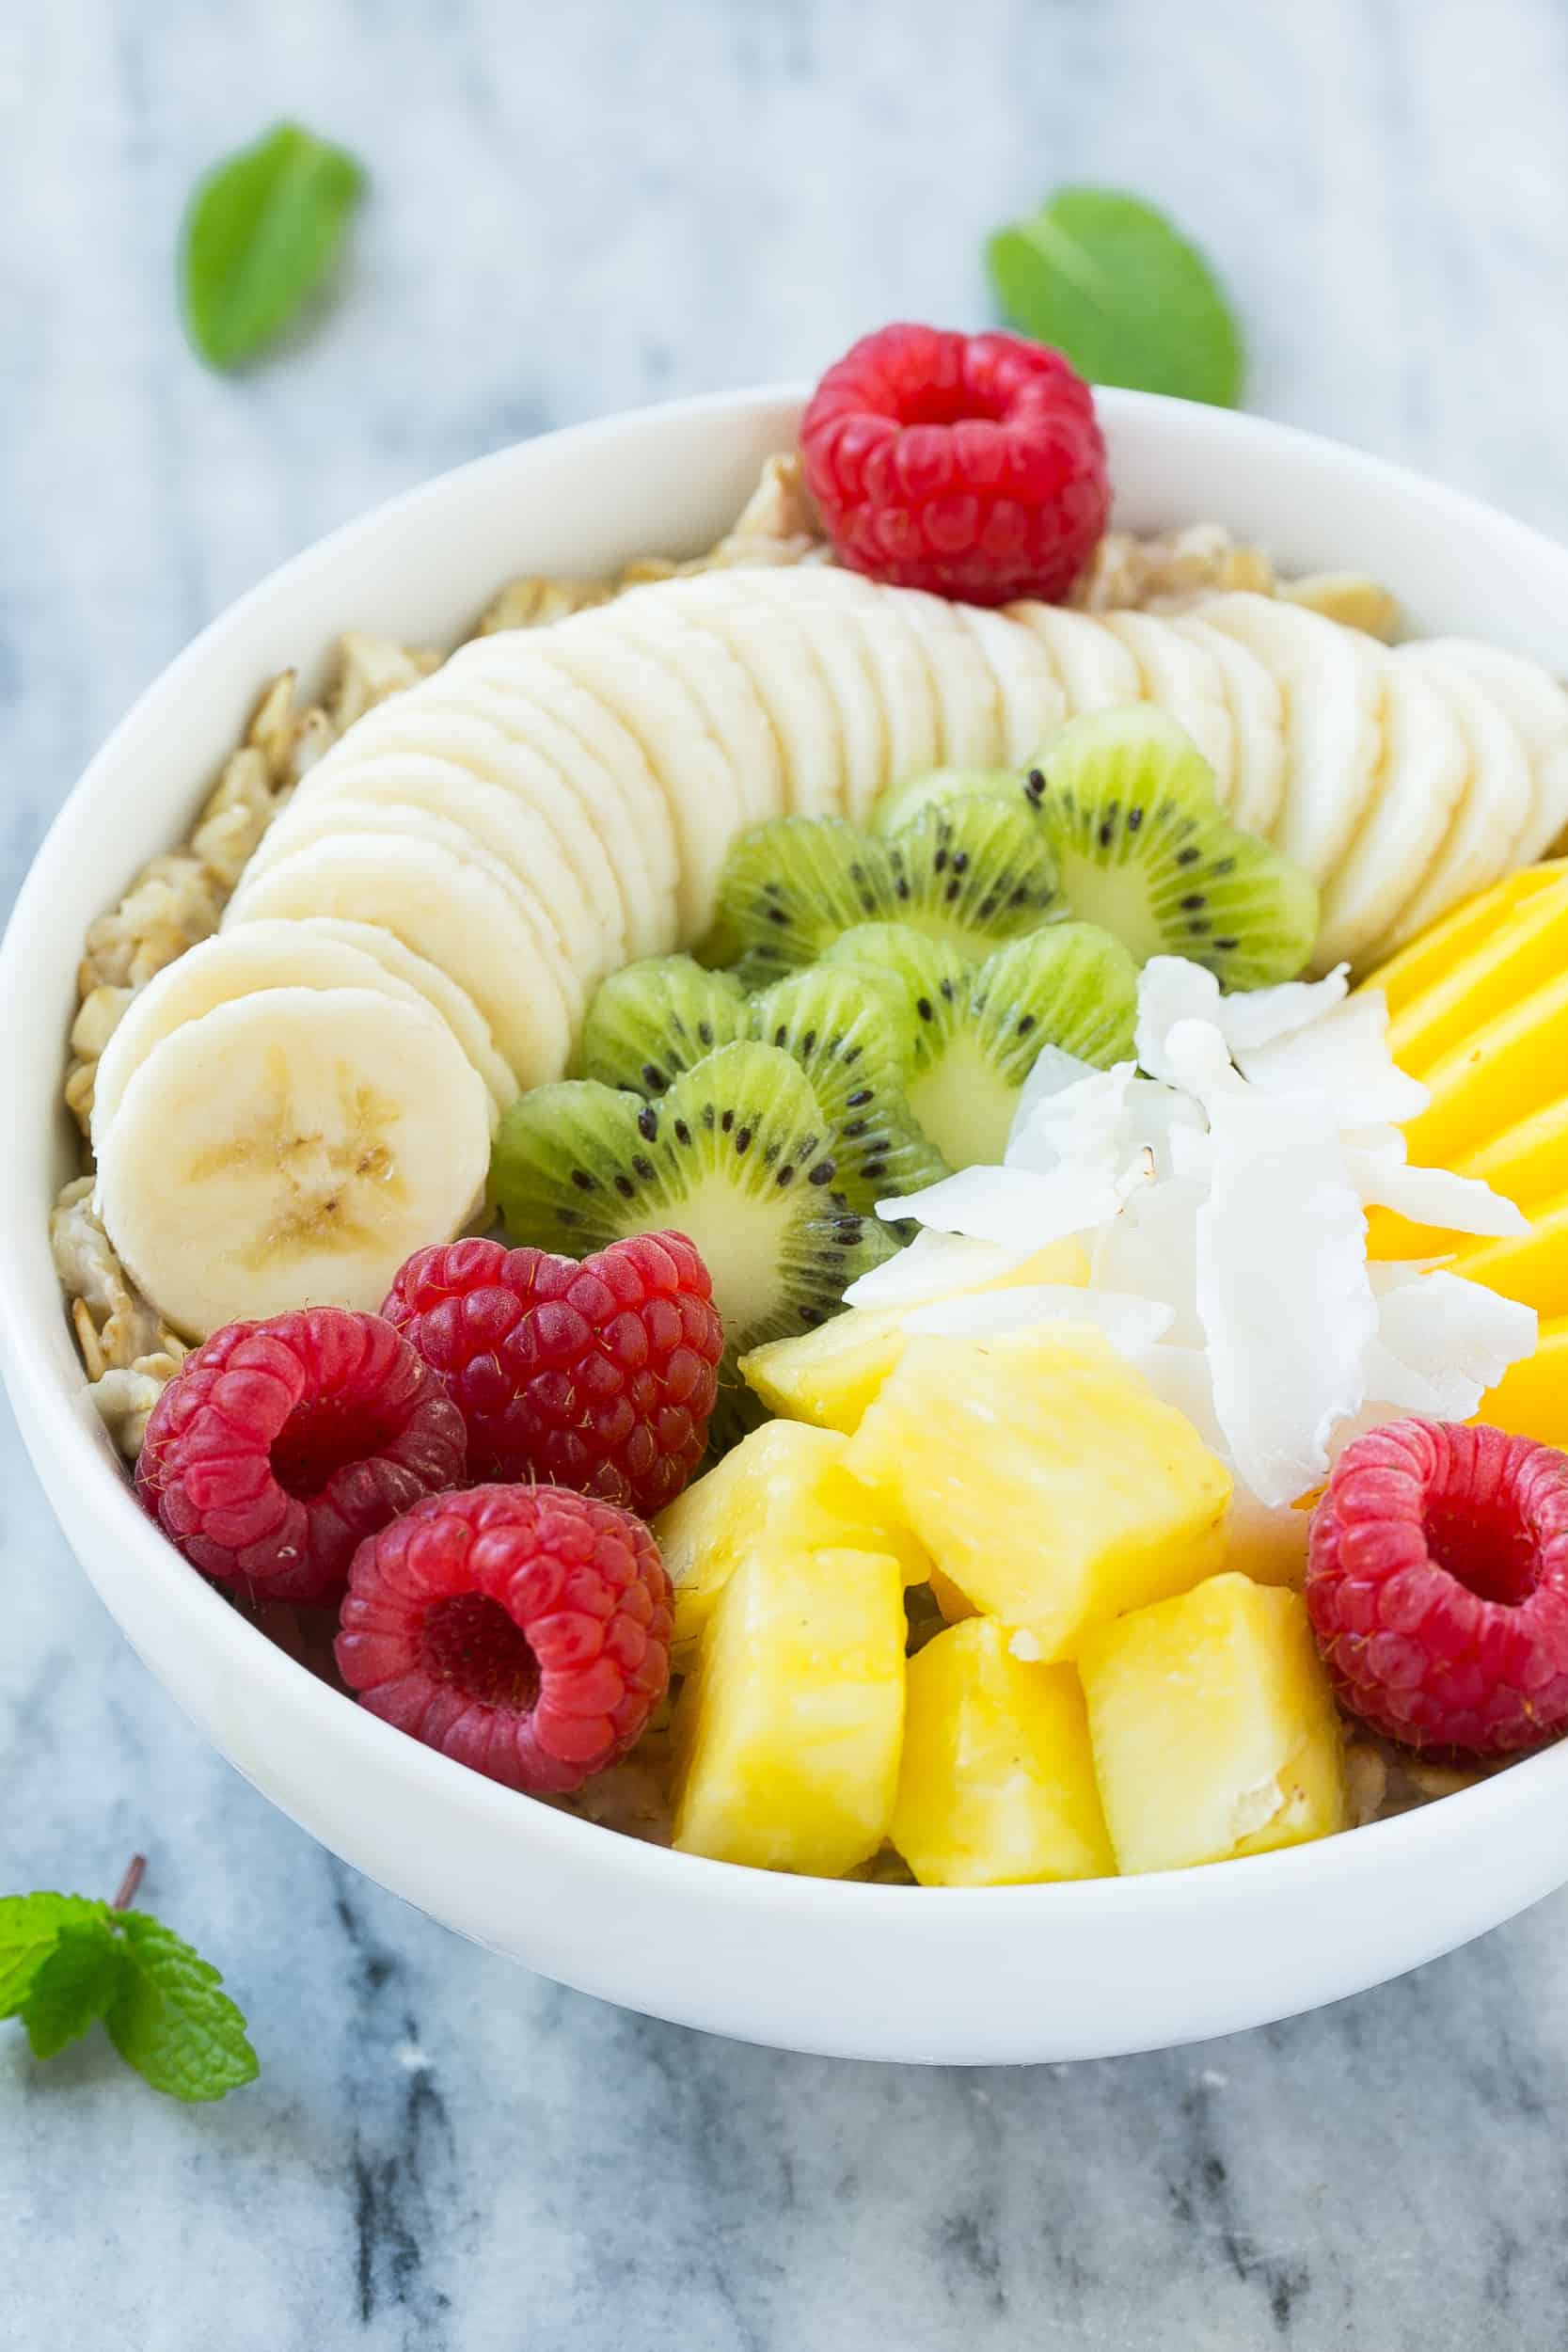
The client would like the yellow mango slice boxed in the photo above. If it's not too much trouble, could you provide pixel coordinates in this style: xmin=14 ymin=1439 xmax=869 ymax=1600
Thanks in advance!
xmin=1078 ymin=1573 xmax=1346 ymax=1875
xmin=1450 ymin=1185 xmax=1568 ymax=1315
xmin=673 ymin=1547 xmax=906 ymax=1876
xmin=843 ymin=1324 xmax=1232 ymax=1658
xmin=1465 ymin=1095 xmax=1568 ymax=1216
xmin=1481 ymin=1316 xmax=1568 ymax=1447
xmin=1403 ymin=968 xmax=1568 ymax=1171
xmin=893 ymin=1617 xmax=1114 ymax=1887
xmin=1386 ymin=871 xmax=1568 ymax=1075
xmin=654 ymin=1420 xmax=927 ymax=1667
xmin=1365 ymin=859 xmax=1566 ymax=1017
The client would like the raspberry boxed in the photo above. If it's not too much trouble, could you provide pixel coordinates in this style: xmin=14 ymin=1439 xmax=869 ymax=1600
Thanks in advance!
xmin=335 ymin=1484 xmax=673 ymax=1795
xmin=136 ymin=1309 xmax=468 ymax=1606
xmin=382 ymin=1231 xmax=722 ymax=1517
xmin=800 ymin=323 xmax=1110 ymax=607
xmin=1307 ymin=1418 xmax=1568 ymax=1756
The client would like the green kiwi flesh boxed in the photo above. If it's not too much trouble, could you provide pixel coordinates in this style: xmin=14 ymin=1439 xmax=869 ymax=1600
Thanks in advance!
xmin=870 ymin=766 xmax=1026 ymax=837
xmin=576 ymin=955 xmax=749 ymax=1091
xmin=750 ymin=963 xmax=949 ymax=1209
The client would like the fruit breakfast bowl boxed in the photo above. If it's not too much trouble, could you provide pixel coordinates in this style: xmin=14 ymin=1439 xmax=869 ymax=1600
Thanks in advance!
xmin=7 ymin=374 xmax=1568 ymax=2065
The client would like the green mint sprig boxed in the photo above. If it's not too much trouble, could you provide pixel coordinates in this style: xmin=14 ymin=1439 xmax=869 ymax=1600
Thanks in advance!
xmin=987 ymin=185 xmax=1244 ymax=408
xmin=180 ymin=120 xmax=367 ymax=372
xmin=0 ymin=1857 xmax=257 ymax=2102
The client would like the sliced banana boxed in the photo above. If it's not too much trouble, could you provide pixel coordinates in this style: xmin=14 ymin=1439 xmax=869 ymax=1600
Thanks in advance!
xmin=747 ymin=573 xmax=939 ymax=811
xmin=1370 ymin=646 xmax=1536 ymax=957
xmin=1418 ymin=639 xmax=1568 ymax=864
xmin=226 ymin=833 xmax=574 ymax=1087
xmin=96 ymin=986 xmax=492 ymax=1340
xmin=607 ymin=590 xmax=786 ymax=832
xmin=1004 ymin=603 xmax=1143 ymax=714
xmin=1314 ymin=655 xmax=1467 ymax=970
xmin=837 ymin=580 xmax=1006 ymax=771
xmin=1099 ymin=612 xmax=1237 ymax=803
xmin=1196 ymin=592 xmax=1384 ymax=883
xmin=648 ymin=576 xmax=846 ymax=826
xmin=951 ymin=602 xmax=1069 ymax=769
xmin=291 ymin=918 xmax=518 ymax=1115
xmin=728 ymin=577 xmax=888 ymax=822
xmin=1168 ymin=613 xmax=1287 ymax=838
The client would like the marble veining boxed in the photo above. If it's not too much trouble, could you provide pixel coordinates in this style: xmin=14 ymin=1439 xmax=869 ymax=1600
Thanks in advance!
xmin=6 ymin=0 xmax=1568 ymax=2344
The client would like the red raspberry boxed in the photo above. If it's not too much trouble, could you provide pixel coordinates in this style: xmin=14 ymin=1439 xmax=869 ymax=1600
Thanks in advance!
xmin=382 ymin=1231 xmax=722 ymax=1516
xmin=800 ymin=323 xmax=1110 ymax=607
xmin=1307 ymin=1418 xmax=1568 ymax=1756
xmin=136 ymin=1310 xmax=467 ymax=1606
xmin=335 ymin=1483 xmax=673 ymax=1794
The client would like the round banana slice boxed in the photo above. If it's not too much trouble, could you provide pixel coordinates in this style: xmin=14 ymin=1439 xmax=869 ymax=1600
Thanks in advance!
xmin=1099 ymin=611 xmax=1236 ymax=802
xmin=1370 ymin=647 xmax=1536 ymax=958
xmin=950 ymin=602 xmax=1069 ymax=769
xmin=91 ymin=921 xmax=509 ymax=1152
xmin=1195 ymin=592 xmax=1384 ymax=882
xmin=96 ymin=986 xmax=492 ymax=1340
xmin=647 ymin=576 xmax=846 ymax=827
xmin=1418 ymin=638 xmax=1568 ymax=864
xmin=318 ymin=695 xmax=627 ymax=973
xmin=1314 ymin=655 xmax=1467 ymax=971
xmin=1168 ymin=613 xmax=1287 ymax=837
xmin=226 ymin=833 xmax=574 ymax=1087
xmin=732 ymin=571 xmax=937 ymax=812
xmin=1003 ymin=603 xmax=1143 ymax=714
xmin=607 ymin=591 xmax=786 ymax=832
xmin=809 ymin=576 xmax=1004 ymax=771
xmin=718 ymin=575 xmax=888 ymax=822
xmin=291 ymin=918 xmax=517 ymax=1115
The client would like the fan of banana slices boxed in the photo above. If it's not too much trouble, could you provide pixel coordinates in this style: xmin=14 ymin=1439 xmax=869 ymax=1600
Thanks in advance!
xmin=89 ymin=566 xmax=1568 ymax=1343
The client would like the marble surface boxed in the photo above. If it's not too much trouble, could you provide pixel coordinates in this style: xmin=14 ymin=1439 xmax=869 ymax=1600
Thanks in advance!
xmin=5 ymin=0 xmax=1568 ymax=2342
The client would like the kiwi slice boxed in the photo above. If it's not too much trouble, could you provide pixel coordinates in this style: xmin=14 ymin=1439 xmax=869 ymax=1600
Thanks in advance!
xmin=826 ymin=917 xmax=1137 ymax=1168
xmin=1025 ymin=705 xmax=1319 ymax=990
xmin=751 ymin=964 xmax=949 ymax=1209
xmin=488 ymin=1041 xmax=896 ymax=1450
xmin=577 ymin=955 xmax=749 ymax=1091
xmin=871 ymin=766 xmax=1025 ymax=837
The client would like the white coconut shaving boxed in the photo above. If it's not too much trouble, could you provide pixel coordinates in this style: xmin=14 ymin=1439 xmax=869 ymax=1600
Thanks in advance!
xmin=868 ymin=954 xmax=1537 ymax=1554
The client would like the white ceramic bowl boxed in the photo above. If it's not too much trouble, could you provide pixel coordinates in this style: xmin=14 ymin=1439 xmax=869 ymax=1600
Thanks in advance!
xmin=7 ymin=386 xmax=1568 ymax=2065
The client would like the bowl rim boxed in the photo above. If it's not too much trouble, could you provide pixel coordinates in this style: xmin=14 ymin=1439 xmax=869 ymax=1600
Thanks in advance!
xmin=6 ymin=376 xmax=1568 ymax=1931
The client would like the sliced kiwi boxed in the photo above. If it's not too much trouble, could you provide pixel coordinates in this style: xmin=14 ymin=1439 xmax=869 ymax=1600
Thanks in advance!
xmin=1025 ymin=705 xmax=1319 ymax=990
xmin=750 ymin=964 xmax=949 ymax=1210
xmin=488 ymin=1040 xmax=896 ymax=1450
xmin=826 ymin=917 xmax=1137 ymax=1168
xmin=884 ymin=799 xmax=1060 ymax=957
xmin=870 ymin=765 xmax=1026 ymax=837
xmin=576 ymin=955 xmax=749 ymax=1091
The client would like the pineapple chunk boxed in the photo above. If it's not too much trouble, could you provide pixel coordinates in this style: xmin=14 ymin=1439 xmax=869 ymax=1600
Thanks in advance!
xmin=927 ymin=1565 xmax=978 ymax=1625
xmin=738 ymin=1239 xmax=1089 ymax=1434
xmin=673 ymin=1548 xmax=906 ymax=1875
xmin=654 ymin=1420 xmax=927 ymax=1666
xmin=843 ymin=1325 xmax=1231 ymax=1657
xmin=1078 ymin=1572 xmax=1346 ymax=1875
xmin=893 ymin=1618 xmax=1114 ymax=1886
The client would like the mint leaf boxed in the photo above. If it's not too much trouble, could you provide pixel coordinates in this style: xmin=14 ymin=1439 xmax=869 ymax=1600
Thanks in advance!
xmin=987 ymin=187 xmax=1244 ymax=408
xmin=103 ymin=1912 xmax=258 ymax=2102
xmin=180 ymin=120 xmax=366 ymax=371
xmin=0 ymin=1894 xmax=107 ymax=2016
xmin=22 ymin=1919 xmax=126 ymax=2061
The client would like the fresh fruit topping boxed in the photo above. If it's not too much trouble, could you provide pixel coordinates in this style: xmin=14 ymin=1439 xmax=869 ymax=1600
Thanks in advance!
xmin=336 ymin=1484 xmax=672 ymax=1795
xmin=893 ymin=1617 xmax=1114 ymax=1887
xmin=136 ymin=1309 xmax=468 ymax=1604
xmin=672 ymin=1546 xmax=906 ymax=1873
xmin=382 ymin=1232 xmax=723 ymax=1516
xmin=827 ymin=917 xmax=1137 ymax=1168
xmin=868 ymin=764 xmax=1022 ymax=837
xmin=844 ymin=1324 xmax=1233 ymax=1657
xmin=800 ymin=323 xmax=1110 ymax=607
xmin=576 ymin=955 xmax=749 ymax=1092
xmin=749 ymin=962 xmax=947 ymax=1207
xmin=652 ymin=1418 xmax=927 ymax=1665
xmin=1363 ymin=860 xmax=1568 ymax=1021
xmin=1027 ymin=706 xmax=1318 ymax=991
xmin=1079 ymin=1572 xmax=1345 ymax=1873
xmin=487 ymin=1041 xmax=895 ymax=1449
xmin=1306 ymin=1418 xmax=1568 ymax=1756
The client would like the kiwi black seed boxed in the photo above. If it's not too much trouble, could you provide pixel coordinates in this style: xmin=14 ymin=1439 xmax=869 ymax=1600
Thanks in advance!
xmin=825 ymin=917 xmax=1137 ymax=1168
xmin=750 ymin=963 xmax=950 ymax=1212
xmin=487 ymin=1041 xmax=896 ymax=1453
xmin=577 ymin=955 xmax=749 ymax=1093
xmin=882 ymin=797 xmax=1060 ymax=956
xmin=709 ymin=817 xmax=904 ymax=986
xmin=1025 ymin=705 xmax=1320 ymax=990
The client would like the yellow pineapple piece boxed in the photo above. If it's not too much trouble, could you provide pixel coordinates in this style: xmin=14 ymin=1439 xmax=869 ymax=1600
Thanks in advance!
xmin=1386 ymin=870 xmax=1568 ymax=1075
xmin=927 ymin=1564 xmax=978 ymax=1624
xmin=1365 ymin=858 xmax=1566 ymax=1017
xmin=673 ymin=1547 xmax=906 ymax=1875
xmin=843 ymin=1325 xmax=1231 ymax=1658
xmin=1481 ymin=1315 xmax=1568 ymax=1446
xmin=737 ymin=1239 xmax=1088 ymax=1434
xmin=1078 ymin=1572 xmax=1346 ymax=1875
xmin=893 ymin=1618 xmax=1114 ymax=1886
xmin=654 ymin=1420 xmax=927 ymax=1667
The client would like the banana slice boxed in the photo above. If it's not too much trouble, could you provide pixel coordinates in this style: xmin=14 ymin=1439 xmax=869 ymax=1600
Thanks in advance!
xmin=1314 ymin=655 xmax=1467 ymax=970
xmin=736 ymin=579 xmax=888 ymax=822
xmin=319 ymin=695 xmax=627 ymax=973
xmin=1417 ymin=639 xmax=1568 ymax=864
xmin=833 ymin=580 xmax=1006 ymax=770
xmin=1168 ymin=613 xmax=1286 ymax=838
xmin=96 ymin=986 xmax=492 ymax=1340
xmin=226 ymin=833 xmax=574 ymax=1087
xmin=1370 ymin=647 xmax=1536 ymax=957
xmin=607 ymin=591 xmax=786 ymax=832
xmin=951 ymin=602 xmax=1069 ymax=768
xmin=1195 ymin=592 xmax=1384 ymax=882
xmin=291 ymin=918 xmax=517 ymax=1115
xmin=91 ymin=921 xmax=508 ymax=1152
xmin=1099 ymin=612 xmax=1237 ymax=803
xmin=277 ymin=754 xmax=606 ymax=994
xmin=744 ymin=573 xmax=938 ymax=810
xmin=1004 ymin=603 xmax=1143 ymax=714
xmin=645 ymin=576 xmax=847 ymax=826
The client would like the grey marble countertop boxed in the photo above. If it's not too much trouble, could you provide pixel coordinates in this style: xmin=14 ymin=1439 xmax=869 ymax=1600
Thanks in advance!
xmin=6 ymin=1 xmax=1568 ymax=2344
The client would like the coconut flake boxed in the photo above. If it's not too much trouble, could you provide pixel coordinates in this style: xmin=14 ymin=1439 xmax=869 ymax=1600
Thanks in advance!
xmin=903 ymin=1283 xmax=1175 ymax=1353
xmin=1091 ymin=1176 xmax=1209 ymax=1347
xmin=1234 ymin=991 xmax=1429 ymax=1126
xmin=1164 ymin=1019 xmax=1246 ymax=1111
xmin=1007 ymin=1042 xmax=1100 ymax=1147
xmin=842 ymin=1227 xmax=1041 ymax=1310
xmin=1342 ymin=1141 xmax=1528 ymax=1237
xmin=1005 ymin=1060 xmax=1139 ymax=1176
xmin=878 ymin=1163 xmax=1126 ymax=1252
xmin=1215 ymin=965 xmax=1350 ymax=1049
xmin=1371 ymin=1266 xmax=1537 ymax=1419
xmin=1135 ymin=959 xmax=1224 ymax=1080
